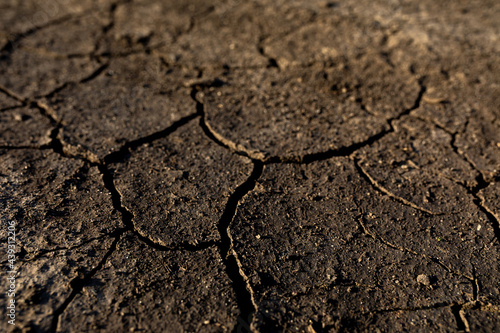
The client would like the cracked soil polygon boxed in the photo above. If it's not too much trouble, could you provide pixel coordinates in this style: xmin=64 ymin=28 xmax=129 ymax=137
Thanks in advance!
xmin=355 ymin=116 xmax=480 ymax=214
xmin=46 ymin=54 xmax=197 ymax=159
xmin=0 ymin=149 xmax=121 ymax=332
xmin=200 ymin=63 xmax=413 ymax=160
xmin=97 ymin=0 xmax=196 ymax=56
xmin=230 ymin=159 xmax=499 ymax=331
xmin=0 ymin=106 xmax=52 ymax=147
xmin=0 ymin=0 xmax=104 ymax=36
xmin=112 ymin=120 xmax=252 ymax=247
xmin=162 ymin=1 xmax=268 ymax=70
xmin=58 ymin=233 xmax=238 ymax=332
xmin=0 ymin=48 xmax=101 ymax=99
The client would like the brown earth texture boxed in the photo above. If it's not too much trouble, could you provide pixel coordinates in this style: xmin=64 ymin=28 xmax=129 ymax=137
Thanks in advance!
xmin=0 ymin=0 xmax=499 ymax=332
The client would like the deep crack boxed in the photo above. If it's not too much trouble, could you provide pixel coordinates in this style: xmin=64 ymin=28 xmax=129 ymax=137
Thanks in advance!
xmin=215 ymin=161 xmax=263 ymax=333
xmin=451 ymin=303 xmax=469 ymax=332
xmin=98 ymin=164 xmax=134 ymax=232
xmin=104 ymin=113 xmax=199 ymax=165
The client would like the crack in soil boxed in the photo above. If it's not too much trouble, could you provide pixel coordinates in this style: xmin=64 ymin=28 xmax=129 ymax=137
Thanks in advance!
xmin=104 ymin=113 xmax=199 ymax=165
xmin=0 ymin=103 xmax=228 ymax=326
xmin=98 ymin=162 xmax=217 ymax=254
xmin=0 ymin=85 xmax=64 ymax=124
xmin=89 ymin=0 xmax=124 ymax=61
xmin=355 ymin=300 xmax=485 ymax=332
xmin=0 ymin=104 xmax=24 ymax=112
xmin=193 ymin=77 xmax=427 ymax=165
xmin=0 ymin=85 xmax=27 ymax=104
xmin=397 ymin=112 xmax=500 ymax=246
xmin=451 ymin=303 xmax=469 ymax=332
xmin=353 ymin=159 xmax=442 ymax=215
xmin=1 ymin=2 xmax=498 ymax=331
xmin=256 ymin=36 xmax=280 ymax=69
xmin=26 ymin=233 xmax=117 ymax=262
xmin=47 ymin=126 xmax=100 ymax=164
xmin=473 ymin=196 xmax=500 ymax=247
xmin=49 ymin=235 xmax=120 ymax=332
xmin=216 ymin=161 xmax=263 ymax=333
xmin=470 ymin=263 xmax=479 ymax=301
xmin=1 ymin=12 xmax=88 ymax=57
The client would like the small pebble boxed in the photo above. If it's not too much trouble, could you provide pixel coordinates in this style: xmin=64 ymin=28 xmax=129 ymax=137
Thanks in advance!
xmin=417 ymin=274 xmax=431 ymax=286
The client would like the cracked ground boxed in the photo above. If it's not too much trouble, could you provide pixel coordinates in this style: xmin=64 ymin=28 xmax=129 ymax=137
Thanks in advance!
xmin=0 ymin=0 xmax=499 ymax=332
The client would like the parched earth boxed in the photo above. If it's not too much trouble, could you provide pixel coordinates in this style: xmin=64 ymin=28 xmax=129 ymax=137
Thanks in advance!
xmin=0 ymin=0 xmax=499 ymax=332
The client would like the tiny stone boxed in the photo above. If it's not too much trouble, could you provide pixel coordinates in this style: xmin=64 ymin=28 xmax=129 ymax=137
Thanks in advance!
xmin=417 ymin=274 xmax=431 ymax=286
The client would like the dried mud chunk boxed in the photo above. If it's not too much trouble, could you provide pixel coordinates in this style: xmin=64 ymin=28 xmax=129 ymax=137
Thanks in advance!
xmin=0 ymin=106 xmax=52 ymax=146
xmin=0 ymin=5 xmax=110 ymax=98
xmin=417 ymin=274 xmax=431 ymax=286
xmin=100 ymin=0 xmax=207 ymax=54
xmin=362 ymin=0 xmax=500 ymax=71
xmin=0 ymin=149 xmax=120 ymax=331
xmin=112 ymin=120 xmax=252 ymax=247
xmin=411 ymin=52 xmax=499 ymax=132
xmin=163 ymin=1 xmax=267 ymax=68
xmin=20 ymin=13 xmax=108 ymax=55
xmin=59 ymin=235 xmax=238 ymax=332
xmin=461 ymin=307 xmax=500 ymax=332
xmin=0 ymin=149 xmax=121 ymax=251
xmin=249 ymin=234 xmax=471 ymax=332
xmin=355 ymin=116 xmax=479 ymax=214
xmin=231 ymin=159 xmax=498 ymax=331
xmin=0 ymin=239 xmax=115 ymax=332
xmin=49 ymin=54 xmax=197 ymax=158
xmin=412 ymin=73 xmax=475 ymax=134
xmin=0 ymin=49 xmax=100 ymax=98
xmin=0 ymin=0 xmax=100 ymax=35
xmin=263 ymin=15 xmax=383 ymax=68
xmin=253 ymin=0 xmax=320 ymax=38
xmin=201 ymin=67 xmax=391 ymax=160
